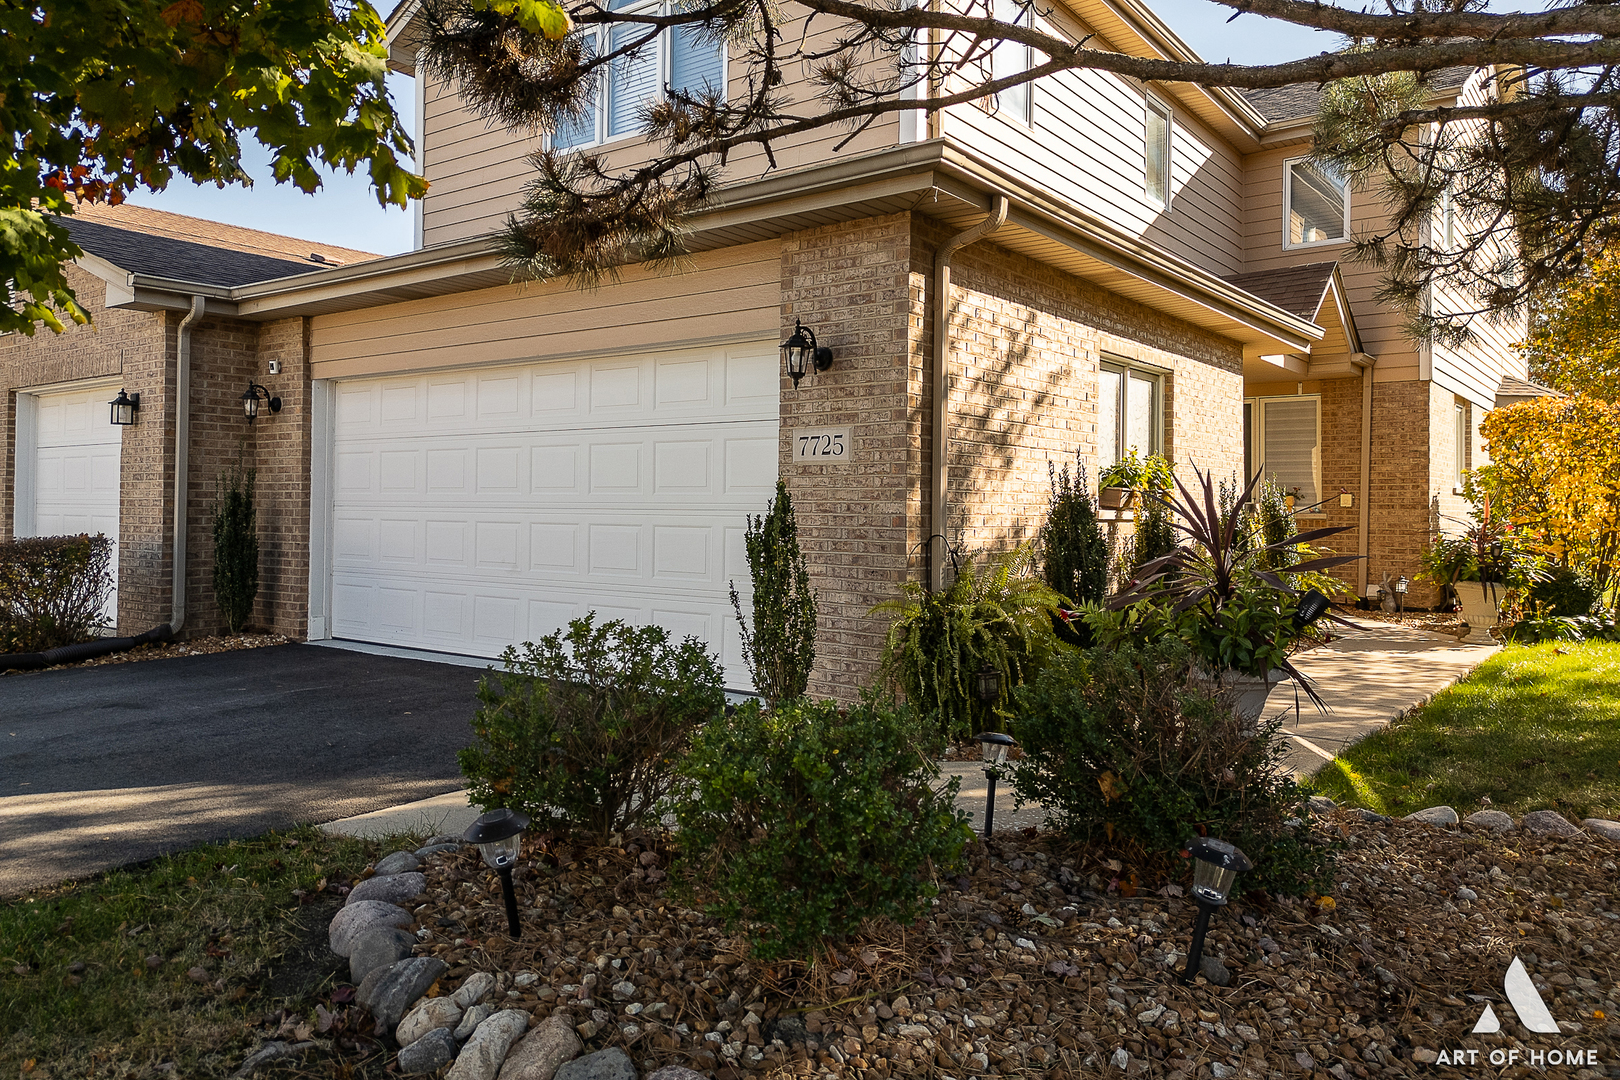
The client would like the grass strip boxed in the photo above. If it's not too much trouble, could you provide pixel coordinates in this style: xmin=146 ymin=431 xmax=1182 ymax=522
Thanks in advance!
xmin=1312 ymin=640 xmax=1620 ymax=820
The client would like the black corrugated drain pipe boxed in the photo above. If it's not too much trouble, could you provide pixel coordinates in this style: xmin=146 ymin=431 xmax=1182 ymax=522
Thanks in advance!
xmin=0 ymin=624 xmax=174 ymax=674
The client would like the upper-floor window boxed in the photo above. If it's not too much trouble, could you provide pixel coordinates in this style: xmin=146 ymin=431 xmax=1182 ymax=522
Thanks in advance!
xmin=1144 ymin=94 xmax=1172 ymax=208
xmin=1244 ymin=394 xmax=1322 ymax=512
xmin=1454 ymin=400 xmax=1471 ymax=491
xmin=1439 ymin=186 xmax=1458 ymax=252
xmin=990 ymin=0 xmax=1033 ymax=126
xmin=552 ymin=3 xmax=725 ymax=151
xmin=1284 ymin=158 xmax=1349 ymax=248
xmin=1098 ymin=358 xmax=1163 ymax=470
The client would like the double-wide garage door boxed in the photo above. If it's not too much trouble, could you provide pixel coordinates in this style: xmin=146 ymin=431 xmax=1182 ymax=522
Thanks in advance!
xmin=328 ymin=343 xmax=780 ymax=685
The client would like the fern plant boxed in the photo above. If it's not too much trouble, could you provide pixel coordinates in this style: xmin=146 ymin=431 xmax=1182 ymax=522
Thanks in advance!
xmin=730 ymin=479 xmax=818 ymax=704
xmin=871 ymin=544 xmax=1065 ymax=741
xmin=212 ymin=464 xmax=258 ymax=634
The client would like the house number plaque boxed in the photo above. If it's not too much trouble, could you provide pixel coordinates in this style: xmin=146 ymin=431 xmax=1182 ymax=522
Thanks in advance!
xmin=792 ymin=427 xmax=851 ymax=462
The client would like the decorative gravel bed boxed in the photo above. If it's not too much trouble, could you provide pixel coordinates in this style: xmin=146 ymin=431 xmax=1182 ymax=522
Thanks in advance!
xmin=273 ymin=805 xmax=1620 ymax=1080
xmin=39 ymin=632 xmax=291 ymax=672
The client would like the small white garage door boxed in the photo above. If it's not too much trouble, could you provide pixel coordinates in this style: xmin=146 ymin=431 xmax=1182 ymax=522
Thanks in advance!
xmin=19 ymin=383 xmax=122 ymax=622
xmin=327 ymin=343 xmax=780 ymax=684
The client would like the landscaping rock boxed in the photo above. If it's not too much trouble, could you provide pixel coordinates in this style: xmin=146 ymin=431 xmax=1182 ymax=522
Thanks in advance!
xmin=1404 ymin=806 xmax=1459 ymax=826
xmin=374 ymin=851 xmax=421 ymax=876
xmin=328 ymin=901 xmax=413 ymax=958
xmin=497 ymin=1012 xmax=583 ymax=1080
xmin=397 ymin=1028 xmax=458 ymax=1075
xmin=554 ymin=1047 xmax=636 ymax=1080
xmin=446 ymin=1009 xmax=529 ymax=1080
xmin=1199 ymin=955 xmax=1232 ymax=987
xmin=1581 ymin=819 xmax=1620 ymax=842
xmin=1351 ymin=808 xmax=1390 ymax=823
xmin=1521 ymin=810 xmax=1582 ymax=837
xmin=1307 ymin=795 xmax=1337 ymax=813
xmin=347 ymin=871 xmax=428 ymax=908
xmin=357 ymin=957 xmax=449 ymax=1035
xmin=644 ymin=1069 xmax=706 ymax=1080
xmin=416 ymin=843 xmax=462 ymax=858
xmin=397 ymin=994 xmax=463 ymax=1047
xmin=232 ymin=1040 xmax=315 ymax=1077
xmin=457 ymin=1003 xmax=497 ymax=1040
xmin=349 ymin=926 xmax=417 ymax=984
xmin=454 ymin=971 xmax=497 ymax=1009
xmin=1464 ymin=809 xmax=1516 ymax=832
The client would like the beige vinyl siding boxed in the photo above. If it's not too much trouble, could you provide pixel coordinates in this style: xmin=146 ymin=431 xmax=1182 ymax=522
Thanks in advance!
xmin=1242 ymin=144 xmax=1422 ymax=382
xmin=939 ymin=11 xmax=1245 ymax=277
xmin=418 ymin=16 xmax=902 ymax=247
xmin=309 ymin=240 xmax=782 ymax=378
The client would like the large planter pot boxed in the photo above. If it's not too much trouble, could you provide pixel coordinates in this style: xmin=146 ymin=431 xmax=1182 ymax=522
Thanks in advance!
xmin=1099 ymin=486 xmax=1133 ymax=511
xmin=1194 ymin=668 xmax=1289 ymax=723
xmin=1454 ymin=581 xmax=1505 ymax=644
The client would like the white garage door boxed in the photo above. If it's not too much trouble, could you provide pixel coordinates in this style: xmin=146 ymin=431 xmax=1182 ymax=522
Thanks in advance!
xmin=21 ymin=383 xmax=122 ymax=623
xmin=327 ymin=343 xmax=780 ymax=685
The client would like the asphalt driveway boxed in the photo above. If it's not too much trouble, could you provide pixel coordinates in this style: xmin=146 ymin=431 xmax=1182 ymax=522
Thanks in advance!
xmin=0 ymin=643 xmax=485 ymax=898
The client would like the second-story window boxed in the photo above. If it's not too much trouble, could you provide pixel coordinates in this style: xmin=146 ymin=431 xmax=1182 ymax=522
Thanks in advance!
xmin=552 ymin=6 xmax=726 ymax=150
xmin=991 ymin=0 xmax=1033 ymax=125
xmin=1284 ymin=158 xmax=1349 ymax=248
xmin=1144 ymin=94 xmax=1171 ymax=208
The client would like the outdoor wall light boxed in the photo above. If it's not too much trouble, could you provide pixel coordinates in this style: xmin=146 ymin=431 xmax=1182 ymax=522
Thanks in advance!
xmin=1292 ymin=588 xmax=1332 ymax=630
xmin=975 ymin=730 xmax=1016 ymax=839
xmin=975 ymin=662 xmax=1002 ymax=708
xmin=462 ymin=807 xmax=529 ymax=938
xmin=241 ymin=382 xmax=282 ymax=421
xmin=1180 ymin=836 xmax=1253 ymax=984
xmin=109 ymin=389 xmax=140 ymax=426
xmin=781 ymin=319 xmax=834 ymax=388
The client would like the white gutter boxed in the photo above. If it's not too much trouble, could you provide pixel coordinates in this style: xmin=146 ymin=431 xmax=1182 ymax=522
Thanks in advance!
xmin=169 ymin=294 xmax=207 ymax=635
xmin=930 ymin=194 xmax=1009 ymax=593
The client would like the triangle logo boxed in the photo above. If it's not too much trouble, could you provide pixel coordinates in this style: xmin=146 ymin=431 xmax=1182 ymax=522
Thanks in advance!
xmin=1473 ymin=957 xmax=1561 ymax=1035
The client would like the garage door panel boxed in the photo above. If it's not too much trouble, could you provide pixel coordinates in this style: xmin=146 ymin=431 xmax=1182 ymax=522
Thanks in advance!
xmin=25 ymin=384 xmax=121 ymax=627
xmin=330 ymin=344 xmax=777 ymax=686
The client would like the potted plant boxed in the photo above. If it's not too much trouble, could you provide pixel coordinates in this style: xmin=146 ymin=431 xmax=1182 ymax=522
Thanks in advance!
xmin=1087 ymin=467 xmax=1361 ymax=717
xmin=1097 ymin=449 xmax=1174 ymax=510
xmin=1439 ymin=497 xmax=1536 ymax=643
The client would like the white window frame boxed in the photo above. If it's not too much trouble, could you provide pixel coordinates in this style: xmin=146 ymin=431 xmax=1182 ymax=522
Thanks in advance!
xmin=1244 ymin=393 xmax=1324 ymax=516
xmin=989 ymin=0 xmax=1034 ymax=127
xmin=1144 ymin=92 xmax=1172 ymax=210
xmin=1282 ymin=156 xmax=1351 ymax=251
xmin=1453 ymin=400 xmax=1470 ymax=493
xmin=1098 ymin=358 xmax=1165 ymax=468
xmin=549 ymin=5 xmax=727 ymax=151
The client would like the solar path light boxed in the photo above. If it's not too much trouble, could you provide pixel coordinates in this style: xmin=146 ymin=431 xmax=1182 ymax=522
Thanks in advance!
xmin=462 ymin=808 xmax=529 ymax=938
xmin=1179 ymin=836 xmax=1253 ymax=984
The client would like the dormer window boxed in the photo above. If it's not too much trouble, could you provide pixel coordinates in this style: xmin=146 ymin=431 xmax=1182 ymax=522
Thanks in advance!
xmin=552 ymin=3 xmax=726 ymax=151
xmin=1284 ymin=158 xmax=1349 ymax=248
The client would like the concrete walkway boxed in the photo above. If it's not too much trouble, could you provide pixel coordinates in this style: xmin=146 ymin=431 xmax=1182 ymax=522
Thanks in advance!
xmin=321 ymin=624 xmax=1498 ymax=841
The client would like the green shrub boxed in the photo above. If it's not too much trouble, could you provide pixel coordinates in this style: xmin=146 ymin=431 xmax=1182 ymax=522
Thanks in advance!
xmin=1124 ymin=485 xmax=1178 ymax=582
xmin=0 ymin=534 xmax=113 ymax=652
xmin=1529 ymin=565 xmax=1599 ymax=616
xmin=459 ymin=613 xmax=724 ymax=843
xmin=730 ymin=479 xmax=817 ymax=704
xmin=1039 ymin=453 xmax=1108 ymax=608
xmin=1008 ymin=639 xmax=1334 ymax=895
xmin=672 ymin=692 xmax=973 ymax=959
xmin=872 ymin=545 xmax=1064 ymax=742
xmin=211 ymin=465 xmax=258 ymax=634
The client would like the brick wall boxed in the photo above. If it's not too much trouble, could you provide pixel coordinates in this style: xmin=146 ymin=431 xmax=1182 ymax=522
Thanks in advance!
xmin=1367 ymin=379 xmax=1441 ymax=607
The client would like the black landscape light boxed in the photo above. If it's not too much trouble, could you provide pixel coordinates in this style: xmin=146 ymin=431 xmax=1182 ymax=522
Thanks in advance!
xmin=1292 ymin=588 xmax=1332 ymax=630
xmin=975 ymin=662 xmax=1002 ymax=707
xmin=241 ymin=382 xmax=282 ymax=421
xmin=463 ymin=808 xmax=529 ymax=938
xmin=975 ymin=730 xmax=1016 ymax=839
xmin=780 ymin=319 xmax=834 ymax=389
xmin=1180 ymin=836 xmax=1253 ymax=984
xmin=109 ymin=389 xmax=140 ymax=426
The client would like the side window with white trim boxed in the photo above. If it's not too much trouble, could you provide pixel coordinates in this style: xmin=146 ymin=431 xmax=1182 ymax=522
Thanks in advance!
xmin=991 ymin=0 xmax=1033 ymax=125
xmin=1246 ymin=395 xmax=1322 ymax=511
xmin=1284 ymin=158 xmax=1349 ymax=248
xmin=1144 ymin=94 xmax=1171 ymax=208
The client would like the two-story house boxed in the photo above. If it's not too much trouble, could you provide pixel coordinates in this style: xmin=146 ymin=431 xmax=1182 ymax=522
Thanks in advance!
xmin=0 ymin=0 xmax=1530 ymax=693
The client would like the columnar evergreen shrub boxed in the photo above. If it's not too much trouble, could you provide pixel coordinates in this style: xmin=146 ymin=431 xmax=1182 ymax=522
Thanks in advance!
xmin=673 ymin=692 xmax=973 ymax=960
xmin=1008 ymin=639 xmax=1333 ymax=894
xmin=1040 ymin=453 xmax=1108 ymax=607
xmin=212 ymin=465 xmax=258 ymax=634
xmin=0 ymin=534 xmax=113 ymax=651
xmin=730 ymin=479 xmax=817 ymax=704
xmin=459 ymin=613 xmax=723 ymax=842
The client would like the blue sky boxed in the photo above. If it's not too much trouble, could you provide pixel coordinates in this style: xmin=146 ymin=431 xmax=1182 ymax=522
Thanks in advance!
xmin=120 ymin=5 xmax=1331 ymax=254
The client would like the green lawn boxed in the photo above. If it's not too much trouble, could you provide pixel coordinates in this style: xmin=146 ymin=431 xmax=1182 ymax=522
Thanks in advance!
xmin=0 ymin=827 xmax=393 ymax=1079
xmin=1313 ymin=641 xmax=1620 ymax=821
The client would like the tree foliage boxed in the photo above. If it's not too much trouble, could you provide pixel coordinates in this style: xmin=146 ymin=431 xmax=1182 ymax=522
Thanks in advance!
xmin=1521 ymin=250 xmax=1620 ymax=402
xmin=415 ymin=0 xmax=1620 ymax=319
xmin=212 ymin=465 xmax=258 ymax=635
xmin=1474 ymin=395 xmax=1620 ymax=603
xmin=730 ymin=479 xmax=818 ymax=704
xmin=3 ymin=0 xmax=433 ymax=335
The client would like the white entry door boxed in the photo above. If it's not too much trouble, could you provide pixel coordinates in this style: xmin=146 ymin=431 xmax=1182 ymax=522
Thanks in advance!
xmin=325 ymin=343 xmax=780 ymax=684
xmin=18 ymin=382 xmax=123 ymax=624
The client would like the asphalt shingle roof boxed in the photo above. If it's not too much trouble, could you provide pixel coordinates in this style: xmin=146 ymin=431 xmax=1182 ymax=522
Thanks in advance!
xmin=1241 ymin=68 xmax=1473 ymax=124
xmin=1223 ymin=261 xmax=1337 ymax=320
xmin=1496 ymin=375 xmax=1560 ymax=399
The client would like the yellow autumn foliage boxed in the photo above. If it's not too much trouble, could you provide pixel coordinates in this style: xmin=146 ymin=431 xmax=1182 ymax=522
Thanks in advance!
xmin=1522 ymin=254 xmax=1620 ymax=403
xmin=1475 ymin=395 xmax=1620 ymax=601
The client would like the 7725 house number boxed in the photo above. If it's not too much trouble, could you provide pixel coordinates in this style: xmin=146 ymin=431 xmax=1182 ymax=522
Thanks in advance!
xmin=792 ymin=427 xmax=852 ymax=462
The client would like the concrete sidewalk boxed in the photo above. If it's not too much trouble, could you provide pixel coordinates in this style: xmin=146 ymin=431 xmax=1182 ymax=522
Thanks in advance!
xmin=321 ymin=624 xmax=1497 ymax=840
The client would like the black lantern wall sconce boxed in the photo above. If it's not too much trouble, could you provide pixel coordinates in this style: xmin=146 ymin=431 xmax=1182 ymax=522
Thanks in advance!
xmin=241 ymin=382 xmax=282 ymax=421
xmin=780 ymin=319 xmax=834 ymax=388
xmin=109 ymin=389 xmax=140 ymax=426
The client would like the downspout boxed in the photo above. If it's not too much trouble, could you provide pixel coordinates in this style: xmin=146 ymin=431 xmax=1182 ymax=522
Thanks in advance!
xmin=169 ymin=294 xmax=207 ymax=635
xmin=1351 ymin=352 xmax=1376 ymax=599
xmin=929 ymin=195 xmax=1009 ymax=592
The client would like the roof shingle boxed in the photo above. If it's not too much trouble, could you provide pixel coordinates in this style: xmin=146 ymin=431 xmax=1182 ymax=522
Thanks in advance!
xmin=1222 ymin=262 xmax=1337 ymax=320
